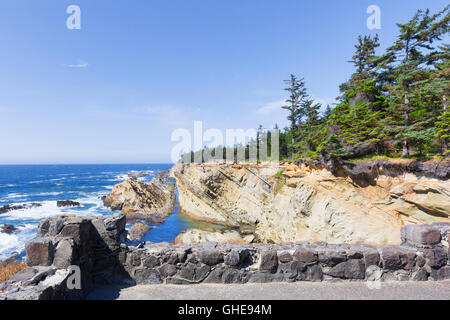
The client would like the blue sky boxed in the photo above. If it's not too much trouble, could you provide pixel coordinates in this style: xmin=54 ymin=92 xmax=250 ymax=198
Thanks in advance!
xmin=0 ymin=0 xmax=448 ymax=164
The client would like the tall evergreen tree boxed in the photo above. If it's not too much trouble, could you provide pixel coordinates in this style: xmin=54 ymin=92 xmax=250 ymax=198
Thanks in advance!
xmin=427 ymin=43 xmax=450 ymax=155
xmin=340 ymin=34 xmax=380 ymax=93
xmin=377 ymin=6 xmax=450 ymax=157
xmin=282 ymin=74 xmax=308 ymax=157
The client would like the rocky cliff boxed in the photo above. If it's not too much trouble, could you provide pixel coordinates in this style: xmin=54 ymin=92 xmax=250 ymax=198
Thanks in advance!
xmin=172 ymin=161 xmax=450 ymax=246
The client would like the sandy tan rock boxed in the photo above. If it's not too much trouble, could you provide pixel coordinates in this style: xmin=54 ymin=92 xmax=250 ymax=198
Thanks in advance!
xmin=173 ymin=163 xmax=449 ymax=246
xmin=174 ymin=228 xmax=253 ymax=244
xmin=129 ymin=223 xmax=152 ymax=240
xmin=102 ymin=173 xmax=175 ymax=217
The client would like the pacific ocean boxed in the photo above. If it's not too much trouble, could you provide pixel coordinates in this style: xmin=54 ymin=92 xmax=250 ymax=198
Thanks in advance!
xmin=0 ymin=164 xmax=198 ymax=261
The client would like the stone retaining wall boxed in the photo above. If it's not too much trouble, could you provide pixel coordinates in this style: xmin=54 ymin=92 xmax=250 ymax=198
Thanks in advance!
xmin=1 ymin=214 xmax=449 ymax=300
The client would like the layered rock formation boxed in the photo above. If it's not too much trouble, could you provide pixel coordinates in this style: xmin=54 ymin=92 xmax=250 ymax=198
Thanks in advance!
xmin=102 ymin=172 xmax=175 ymax=219
xmin=172 ymin=161 xmax=450 ymax=245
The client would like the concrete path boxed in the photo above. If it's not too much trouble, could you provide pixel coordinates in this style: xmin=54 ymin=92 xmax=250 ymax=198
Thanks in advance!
xmin=87 ymin=280 xmax=450 ymax=300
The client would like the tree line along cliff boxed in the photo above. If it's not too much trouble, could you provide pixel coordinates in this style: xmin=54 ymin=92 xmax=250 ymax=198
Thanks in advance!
xmin=182 ymin=6 xmax=450 ymax=164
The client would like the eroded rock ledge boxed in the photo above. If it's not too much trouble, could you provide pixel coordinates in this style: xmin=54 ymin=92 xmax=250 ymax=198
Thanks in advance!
xmin=0 ymin=214 xmax=448 ymax=300
xmin=172 ymin=162 xmax=449 ymax=245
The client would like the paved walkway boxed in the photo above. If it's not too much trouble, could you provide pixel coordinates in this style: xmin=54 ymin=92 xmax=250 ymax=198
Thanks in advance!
xmin=87 ymin=280 xmax=450 ymax=300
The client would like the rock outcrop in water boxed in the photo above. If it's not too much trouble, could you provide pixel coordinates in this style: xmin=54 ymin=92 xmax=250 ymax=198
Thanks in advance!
xmin=0 ymin=203 xmax=42 ymax=215
xmin=102 ymin=172 xmax=175 ymax=219
xmin=172 ymin=160 xmax=450 ymax=245
xmin=56 ymin=200 xmax=80 ymax=208
xmin=129 ymin=223 xmax=152 ymax=240
xmin=1 ymin=224 xmax=18 ymax=234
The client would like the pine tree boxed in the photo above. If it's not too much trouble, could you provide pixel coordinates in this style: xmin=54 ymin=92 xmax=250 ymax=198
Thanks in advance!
xmin=298 ymin=99 xmax=322 ymax=155
xmin=323 ymin=105 xmax=333 ymax=121
xmin=340 ymin=35 xmax=380 ymax=93
xmin=426 ymin=43 xmax=450 ymax=155
xmin=329 ymin=34 xmax=388 ymax=157
xmin=377 ymin=6 xmax=450 ymax=157
xmin=282 ymin=74 xmax=308 ymax=157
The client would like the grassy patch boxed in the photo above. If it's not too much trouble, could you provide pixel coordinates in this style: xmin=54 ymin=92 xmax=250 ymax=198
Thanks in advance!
xmin=274 ymin=169 xmax=285 ymax=179
xmin=273 ymin=169 xmax=285 ymax=194
xmin=346 ymin=153 xmax=447 ymax=164
xmin=0 ymin=260 xmax=27 ymax=283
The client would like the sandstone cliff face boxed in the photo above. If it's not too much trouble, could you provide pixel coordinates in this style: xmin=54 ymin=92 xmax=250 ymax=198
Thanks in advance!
xmin=172 ymin=163 xmax=450 ymax=246
xmin=102 ymin=173 xmax=175 ymax=218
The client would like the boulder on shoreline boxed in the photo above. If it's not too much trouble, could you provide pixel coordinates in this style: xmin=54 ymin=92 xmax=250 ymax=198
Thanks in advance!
xmin=129 ymin=223 xmax=152 ymax=240
xmin=102 ymin=171 xmax=176 ymax=218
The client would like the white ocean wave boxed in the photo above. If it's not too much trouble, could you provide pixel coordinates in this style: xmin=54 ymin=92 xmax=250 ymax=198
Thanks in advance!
xmin=49 ymin=177 xmax=66 ymax=182
xmin=0 ymin=184 xmax=16 ymax=188
xmin=5 ymin=193 xmax=27 ymax=199
xmin=28 ymin=180 xmax=45 ymax=184
xmin=108 ymin=173 xmax=129 ymax=182
xmin=0 ymin=193 xmax=105 ymax=257
xmin=0 ymin=224 xmax=36 ymax=261
xmin=33 ymin=192 xmax=63 ymax=196
xmin=1 ymin=200 xmax=92 ymax=221
xmin=74 ymin=193 xmax=106 ymax=215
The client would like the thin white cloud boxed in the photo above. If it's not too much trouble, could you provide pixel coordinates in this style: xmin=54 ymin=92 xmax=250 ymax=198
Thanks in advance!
xmin=256 ymin=100 xmax=285 ymax=115
xmin=64 ymin=59 xmax=89 ymax=68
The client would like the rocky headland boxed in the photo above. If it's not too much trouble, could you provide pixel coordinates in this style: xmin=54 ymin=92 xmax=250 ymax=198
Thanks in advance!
xmin=102 ymin=172 xmax=175 ymax=222
xmin=172 ymin=159 xmax=449 ymax=246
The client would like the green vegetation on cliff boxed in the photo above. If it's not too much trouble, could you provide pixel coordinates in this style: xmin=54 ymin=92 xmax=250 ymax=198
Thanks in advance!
xmin=279 ymin=6 xmax=450 ymax=161
xmin=181 ymin=6 xmax=449 ymax=163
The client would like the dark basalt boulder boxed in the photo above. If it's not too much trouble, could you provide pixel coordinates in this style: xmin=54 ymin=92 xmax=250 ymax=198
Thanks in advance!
xmin=56 ymin=200 xmax=81 ymax=208
xmin=25 ymin=239 xmax=54 ymax=267
xmin=259 ymin=250 xmax=278 ymax=273
xmin=1 ymin=224 xmax=18 ymax=234
xmin=0 ymin=203 xmax=42 ymax=215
